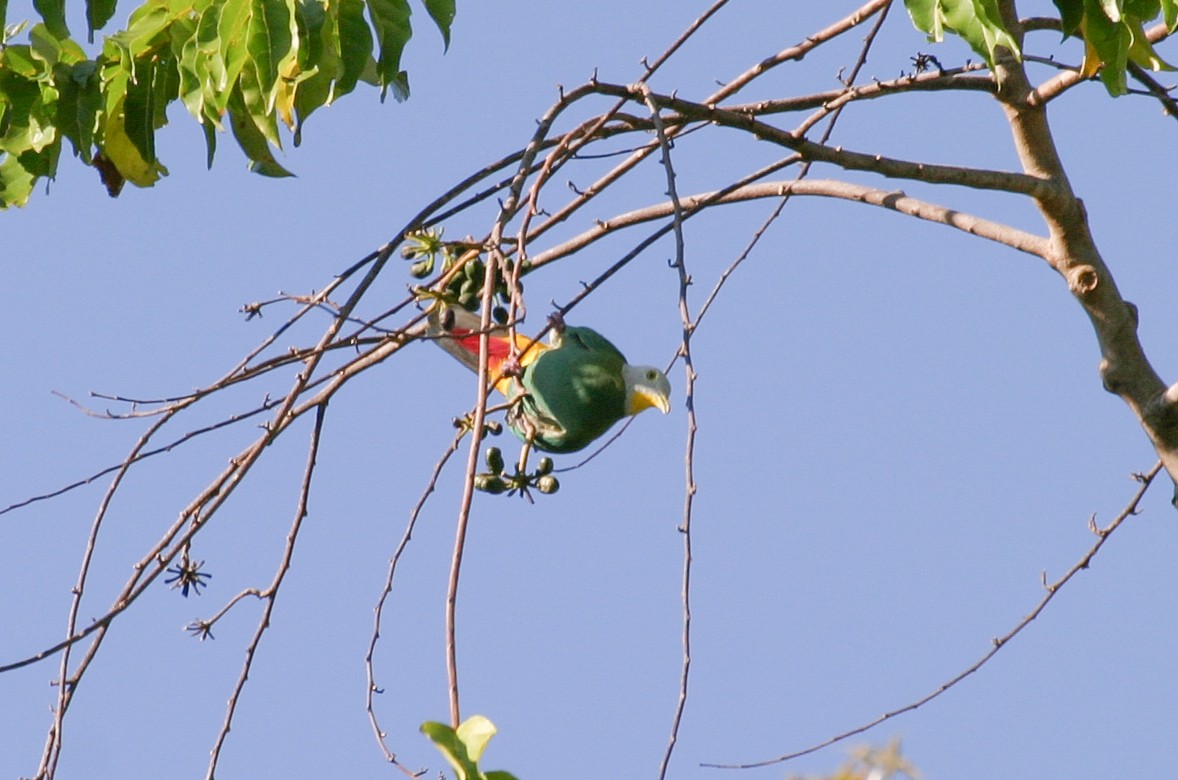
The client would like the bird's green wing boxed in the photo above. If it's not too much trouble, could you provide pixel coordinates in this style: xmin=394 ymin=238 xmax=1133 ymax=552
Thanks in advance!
xmin=515 ymin=326 xmax=629 ymax=453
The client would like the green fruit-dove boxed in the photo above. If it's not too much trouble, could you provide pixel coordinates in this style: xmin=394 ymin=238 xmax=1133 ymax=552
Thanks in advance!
xmin=426 ymin=306 xmax=671 ymax=453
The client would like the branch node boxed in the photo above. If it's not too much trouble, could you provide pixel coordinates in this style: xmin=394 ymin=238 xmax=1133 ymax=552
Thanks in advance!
xmin=1162 ymin=382 xmax=1178 ymax=408
xmin=1124 ymin=299 xmax=1140 ymax=328
xmin=1067 ymin=264 xmax=1100 ymax=297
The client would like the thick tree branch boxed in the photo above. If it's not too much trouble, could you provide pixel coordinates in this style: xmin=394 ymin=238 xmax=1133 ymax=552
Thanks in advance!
xmin=993 ymin=11 xmax=1178 ymax=501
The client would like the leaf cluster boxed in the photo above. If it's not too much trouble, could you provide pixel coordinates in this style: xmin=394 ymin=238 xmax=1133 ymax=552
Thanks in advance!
xmin=420 ymin=716 xmax=518 ymax=780
xmin=0 ymin=0 xmax=455 ymax=207
xmin=905 ymin=0 xmax=1178 ymax=94
xmin=403 ymin=228 xmax=523 ymax=316
xmin=1060 ymin=0 xmax=1178 ymax=93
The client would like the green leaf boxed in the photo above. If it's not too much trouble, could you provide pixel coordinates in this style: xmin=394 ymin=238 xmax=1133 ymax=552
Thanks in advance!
xmin=238 ymin=56 xmax=283 ymax=146
xmin=1053 ymin=0 xmax=1086 ymax=34
xmin=455 ymin=715 xmax=498 ymax=764
xmin=122 ymin=55 xmax=158 ymax=163
xmin=1083 ymin=0 xmax=1131 ymax=93
xmin=0 ymin=152 xmax=37 ymax=207
xmin=0 ymin=70 xmax=51 ymax=153
xmin=904 ymin=0 xmax=1021 ymax=69
xmin=1163 ymin=0 xmax=1178 ymax=29
xmin=29 ymin=23 xmax=64 ymax=67
xmin=1125 ymin=13 xmax=1175 ymax=69
xmin=337 ymin=0 xmax=373 ymax=96
xmin=200 ymin=116 xmax=216 ymax=167
xmin=102 ymin=95 xmax=168 ymax=186
xmin=294 ymin=0 xmax=327 ymax=69
xmin=365 ymin=0 xmax=411 ymax=99
xmin=152 ymin=53 xmax=179 ymax=127
xmin=33 ymin=0 xmax=68 ymax=39
xmin=246 ymin=0 xmax=294 ymax=108
xmin=272 ymin=0 xmax=326 ymax=128
xmin=2 ymin=45 xmax=43 ymax=78
xmin=421 ymin=721 xmax=481 ymax=780
xmin=420 ymin=715 xmax=518 ymax=780
xmin=906 ymin=0 xmax=944 ymax=39
xmin=1124 ymin=0 xmax=1161 ymax=18
xmin=178 ymin=0 xmax=249 ymax=124
xmin=87 ymin=0 xmax=119 ymax=38
xmin=288 ymin=0 xmax=340 ymax=128
xmin=946 ymin=0 xmax=1020 ymax=64
xmin=18 ymin=144 xmax=57 ymax=177
xmin=226 ymin=81 xmax=293 ymax=176
xmin=422 ymin=0 xmax=454 ymax=49
xmin=218 ymin=0 xmax=253 ymax=97
xmin=105 ymin=0 xmax=180 ymax=87
xmin=55 ymin=60 xmax=102 ymax=162
xmin=1 ymin=0 xmax=456 ymax=204
xmin=1098 ymin=0 xmax=1123 ymax=22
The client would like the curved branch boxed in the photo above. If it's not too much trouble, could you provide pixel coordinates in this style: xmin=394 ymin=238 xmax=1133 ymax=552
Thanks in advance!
xmin=719 ymin=67 xmax=995 ymax=125
xmin=591 ymin=82 xmax=1053 ymax=197
xmin=993 ymin=16 xmax=1178 ymax=501
xmin=709 ymin=0 xmax=892 ymax=103
xmin=529 ymin=179 xmax=1049 ymax=270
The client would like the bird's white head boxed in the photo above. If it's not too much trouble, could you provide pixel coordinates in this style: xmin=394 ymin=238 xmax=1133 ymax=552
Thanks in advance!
xmin=622 ymin=364 xmax=672 ymax=416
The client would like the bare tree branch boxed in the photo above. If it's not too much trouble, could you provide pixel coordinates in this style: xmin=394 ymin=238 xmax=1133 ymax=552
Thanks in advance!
xmin=207 ymin=403 xmax=329 ymax=779
xmin=991 ymin=15 xmax=1178 ymax=500
xmin=703 ymin=462 xmax=1163 ymax=769
xmin=530 ymin=179 xmax=1049 ymax=270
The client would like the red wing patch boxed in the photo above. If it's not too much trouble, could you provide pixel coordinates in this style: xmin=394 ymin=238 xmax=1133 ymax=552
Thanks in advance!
xmin=450 ymin=328 xmax=514 ymax=370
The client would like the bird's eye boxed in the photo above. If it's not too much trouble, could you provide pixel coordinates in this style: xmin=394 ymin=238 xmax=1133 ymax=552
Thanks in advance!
xmin=646 ymin=369 xmax=658 ymax=381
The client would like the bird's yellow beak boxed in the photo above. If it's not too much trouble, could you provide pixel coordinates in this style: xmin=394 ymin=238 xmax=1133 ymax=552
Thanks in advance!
xmin=628 ymin=386 xmax=671 ymax=416
xmin=623 ymin=364 xmax=672 ymax=416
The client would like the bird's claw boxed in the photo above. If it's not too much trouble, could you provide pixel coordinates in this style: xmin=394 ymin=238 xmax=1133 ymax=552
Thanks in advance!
xmin=501 ymin=355 xmax=523 ymax=378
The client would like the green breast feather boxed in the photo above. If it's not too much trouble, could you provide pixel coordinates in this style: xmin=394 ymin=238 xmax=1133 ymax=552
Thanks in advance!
xmin=510 ymin=326 xmax=665 ymax=453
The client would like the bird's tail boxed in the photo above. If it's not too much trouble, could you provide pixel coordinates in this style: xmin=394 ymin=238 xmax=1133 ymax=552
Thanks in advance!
xmin=424 ymin=305 xmax=546 ymax=393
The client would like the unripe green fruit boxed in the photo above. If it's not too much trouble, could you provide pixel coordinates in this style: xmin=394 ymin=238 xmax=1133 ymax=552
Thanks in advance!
xmin=474 ymin=475 xmax=508 ymax=495
xmin=485 ymin=447 xmax=505 ymax=474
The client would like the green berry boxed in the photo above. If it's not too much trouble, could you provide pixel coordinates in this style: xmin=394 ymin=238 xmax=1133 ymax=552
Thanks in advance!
xmin=474 ymin=475 xmax=508 ymax=495
xmin=485 ymin=447 xmax=505 ymax=474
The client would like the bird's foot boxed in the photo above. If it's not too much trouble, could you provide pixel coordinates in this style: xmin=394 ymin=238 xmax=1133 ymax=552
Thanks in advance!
xmin=501 ymin=355 xmax=523 ymax=378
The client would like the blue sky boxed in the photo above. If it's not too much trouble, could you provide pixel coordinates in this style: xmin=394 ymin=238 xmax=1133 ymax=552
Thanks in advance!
xmin=3 ymin=2 xmax=1177 ymax=778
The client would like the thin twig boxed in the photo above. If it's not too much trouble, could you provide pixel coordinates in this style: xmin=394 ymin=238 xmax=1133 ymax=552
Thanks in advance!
xmin=444 ymin=252 xmax=500 ymax=728
xmin=590 ymin=82 xmax=1054 ymax=198
xmin=639 ymin=82 xmax=698 ymax=780
xmin=702 ymin=462 xmax=1164 ymax=769
xmin=365 ymin=431 xmax=465 ymax=775
xmin=694 ymin=0 xmax=892 ymax=328
xmin=207 ymin=402 xmax=330 ymax=779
